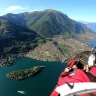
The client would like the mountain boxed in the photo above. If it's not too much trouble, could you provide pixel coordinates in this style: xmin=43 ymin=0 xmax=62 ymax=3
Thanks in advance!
xmin=0 ymin=9 xmax=96 ymax=65
xmin=86 ymin=23 xmax=96 ymax=32
xmin=0 ymin=17 xmax=35 ymax=36
xmin=0 ymin=18 xmax=44 ymax=66
xmin=77 ymin=21 xmax=96 ymax=32
xmin=3 ymin=9 xmax=94 ymax=38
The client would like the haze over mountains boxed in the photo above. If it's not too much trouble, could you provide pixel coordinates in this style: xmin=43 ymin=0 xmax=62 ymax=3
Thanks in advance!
xmin=78 ymin=21 xmax=96 ymax=32
xmin=86 ymin=23 xmax=96 ymax=32
xmin=0 ymin=9 xmax=96 ymax=65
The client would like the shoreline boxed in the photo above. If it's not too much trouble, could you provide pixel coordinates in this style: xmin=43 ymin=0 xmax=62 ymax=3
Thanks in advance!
xmin=7 ymin=66 xmax=45 ymax=80
xmin=1 ymin=37 xmax=95 ymax=66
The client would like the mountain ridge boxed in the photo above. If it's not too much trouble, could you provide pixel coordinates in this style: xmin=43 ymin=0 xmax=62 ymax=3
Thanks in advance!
xmin=0 ymin=9 xmax=96 ymax=65
xmin=86 ymin=23 xmax=96 ymax=32
xmin=2 ymin=9 xmax=94 ymax=38
xmin=77 ymin=20 xmax=96 ymax=32
xmin=0 ymin=18 xmax=44 ymax=66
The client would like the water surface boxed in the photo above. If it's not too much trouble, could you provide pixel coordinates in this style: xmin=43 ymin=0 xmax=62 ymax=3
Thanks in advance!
xmin=89 ymin=39 xmax=96 ymax=48
xmin=1 ymin=39 xmax=96 ymax=96
xmin=0 ymin=57 xmax=66 ymax=96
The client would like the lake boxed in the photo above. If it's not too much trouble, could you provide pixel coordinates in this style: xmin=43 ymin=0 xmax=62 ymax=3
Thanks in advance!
xmin=89 ymin=39 xmax=96 ymax=48
xmin=0 ymin=39 xmax=96 ymax=96
xmin=0 ymin=57 xmax=66 ymax=96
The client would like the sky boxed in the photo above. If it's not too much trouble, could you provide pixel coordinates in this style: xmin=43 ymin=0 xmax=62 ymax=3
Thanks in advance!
xmin=0 ymin=0 xmax=96 ymax=22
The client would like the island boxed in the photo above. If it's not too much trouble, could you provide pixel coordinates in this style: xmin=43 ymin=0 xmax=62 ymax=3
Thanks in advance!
xmin=6 ymin=66 xmax=45 ymax=80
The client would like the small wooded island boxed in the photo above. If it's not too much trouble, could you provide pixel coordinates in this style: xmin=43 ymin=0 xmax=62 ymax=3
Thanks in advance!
xmin=6 ymin=66 xmax=45 ymax=80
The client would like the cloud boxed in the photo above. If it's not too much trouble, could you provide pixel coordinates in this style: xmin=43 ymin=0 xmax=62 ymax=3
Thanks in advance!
xmin=6 ymin=6 xmax=28 ymax=12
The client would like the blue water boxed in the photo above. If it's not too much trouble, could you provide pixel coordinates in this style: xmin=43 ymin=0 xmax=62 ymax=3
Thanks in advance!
xmin=0 ymin=39 xmax=96 ymax=96
xmin=0 ymin=57 xmax=66 ymax=96
xmin=89 ymin=39 xmax=96 ymax=48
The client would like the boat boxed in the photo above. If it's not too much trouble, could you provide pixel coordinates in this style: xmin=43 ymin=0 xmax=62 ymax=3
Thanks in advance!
xmin=50 ymin=49 xmax=96 ymax=96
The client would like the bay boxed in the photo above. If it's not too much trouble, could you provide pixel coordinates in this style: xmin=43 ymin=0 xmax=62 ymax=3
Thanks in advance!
xmin=1 ymin=39 xmax=96 ymax=96
xmin=0 ymin=57 xmax=66 ymax=96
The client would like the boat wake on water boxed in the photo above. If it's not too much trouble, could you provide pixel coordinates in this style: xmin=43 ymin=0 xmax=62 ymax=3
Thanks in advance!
xmin=17 ymin=91 xmax=26 ymax=95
